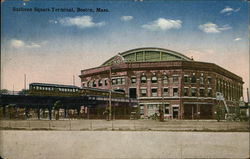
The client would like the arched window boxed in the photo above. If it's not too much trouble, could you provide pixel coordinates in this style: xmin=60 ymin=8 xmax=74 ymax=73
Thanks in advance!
xmin=92 ymin=80 xmax=96 ymax=87
xmin=191 ymin=75 xmax=196 ymax=83
xmin=141 ymin=76 xmax=147 ymax=84
xmin=87 ymin=81 xmax=90 ymax=87
xmin=151 ymin=76 xmax=158 ymax=83
xmin=163 ymin=75 xmax=168 ymax=84
xmin=98 ymin=79 xmax=102 ymax=87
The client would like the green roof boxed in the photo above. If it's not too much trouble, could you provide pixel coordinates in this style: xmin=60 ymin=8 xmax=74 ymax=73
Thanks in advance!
xmin=102 ymin=47 xmax=192 ymax=66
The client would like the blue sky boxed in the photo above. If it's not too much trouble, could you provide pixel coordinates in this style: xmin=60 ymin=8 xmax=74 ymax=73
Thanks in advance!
xmin=1 ymin=0 xmax=249 ymax=99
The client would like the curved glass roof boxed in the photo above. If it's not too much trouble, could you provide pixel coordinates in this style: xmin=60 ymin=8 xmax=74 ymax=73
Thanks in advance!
xmin=101 ymin=47 xmax=192 ymax=66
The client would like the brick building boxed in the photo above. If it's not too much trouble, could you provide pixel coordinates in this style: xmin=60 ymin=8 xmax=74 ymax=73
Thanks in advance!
xmin=79 ymin=47 xmax=244 ymax=119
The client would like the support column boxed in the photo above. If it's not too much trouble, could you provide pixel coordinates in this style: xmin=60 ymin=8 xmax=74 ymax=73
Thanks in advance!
xmin=64 ymin=106 xmax=67 ymax=118
xmin=77 ymin=106 xmax=80 ymax=118
xmin=37 ymin=105 xmax=40 ymax=120
xmin=48 ymin=106 xmax=52 ymax=120
xmin=25 ymin=106 xmax=29 ymax=120
xmin=3 ymin=105 xmax=6 ymax=119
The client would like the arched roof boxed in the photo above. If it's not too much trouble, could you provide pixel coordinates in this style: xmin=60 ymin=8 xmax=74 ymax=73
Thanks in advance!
xmin=101 ymin=47 xmax=192 ymax=66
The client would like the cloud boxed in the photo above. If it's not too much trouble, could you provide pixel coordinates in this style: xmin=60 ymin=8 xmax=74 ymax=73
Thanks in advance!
xmin=198 ymin=22 xmax=231 ymax=33
xmin=220 ymin=6 xmax=240 ymax=15
xmin=234 ymin=38 xmax=241 ymax=41
xmin=10 ymin=39 xmax=45 ymax=49
xmin=59 ymin=16 xmax=106 ymax=29
xmin=142 ymin=18 xmax=182 ymax=31
xmin=120 ymin=16 xmax=133 ymax=22
xmin=49 ymin=20 xmax=58 ymax=24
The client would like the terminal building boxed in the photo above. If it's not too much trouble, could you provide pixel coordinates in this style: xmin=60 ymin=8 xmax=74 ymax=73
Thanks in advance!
xmin=79 ymin=47 xmax=244 ymax=119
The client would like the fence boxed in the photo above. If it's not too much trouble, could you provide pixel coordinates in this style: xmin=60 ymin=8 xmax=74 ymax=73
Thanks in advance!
xmin=0 ymin=120 xmax=249 ymax=131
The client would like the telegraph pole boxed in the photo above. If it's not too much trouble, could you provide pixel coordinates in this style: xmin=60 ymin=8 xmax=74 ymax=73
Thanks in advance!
xmin=24 ymin=74 xmax=26 ymax=90
xmin=247 ymin=88 xmax=249 ymax=103
xmin=73 ymin=75 xmax=75 ymax=86
xmin=108 ymin=66 xmax=112 ymax=121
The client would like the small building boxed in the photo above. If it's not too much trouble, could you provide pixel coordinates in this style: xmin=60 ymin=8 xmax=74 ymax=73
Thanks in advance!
xmin=79 ymin=47 xmax=244 ymax=119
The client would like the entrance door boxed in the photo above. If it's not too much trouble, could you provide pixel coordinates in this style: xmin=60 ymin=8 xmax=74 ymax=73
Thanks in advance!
xmin=129 ymin=88 xmax=137 ymax=99
xmin=172 ymin=107 xmax=179 ymax=119
xmin=184 ymin=104 xmax=197 ymax=119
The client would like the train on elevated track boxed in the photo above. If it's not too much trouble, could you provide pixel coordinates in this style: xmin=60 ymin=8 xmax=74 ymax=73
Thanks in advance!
xmin=29 ymin=83 xmax=125 ymax=98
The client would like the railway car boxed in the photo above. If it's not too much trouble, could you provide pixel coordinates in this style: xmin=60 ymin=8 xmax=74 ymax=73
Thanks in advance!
xmin=29 ymin=83 xmax=125 ymax=98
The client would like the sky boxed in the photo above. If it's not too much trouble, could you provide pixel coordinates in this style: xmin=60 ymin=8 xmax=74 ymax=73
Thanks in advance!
xmin=1 ymin=0 xmax=249 ymax=100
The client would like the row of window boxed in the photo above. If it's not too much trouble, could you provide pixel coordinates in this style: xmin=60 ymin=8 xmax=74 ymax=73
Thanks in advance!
xmin=31 ymin=86 xmax=79 ymax=92
xmin=84 ymin=74 xmax=213 ymax=88
xmin=84 ymin=79 xmax=109 ymax=88
xmin=139 ymin=88 xmax=213 ymax=97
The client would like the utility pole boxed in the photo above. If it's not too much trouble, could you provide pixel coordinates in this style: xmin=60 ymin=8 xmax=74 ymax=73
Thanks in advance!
xmin=108 ymin=66 xmax=112 ymax=121
xmin=73 ymin=75 xmax=75 ymax=86
xmin=247 ymin=88 xmax=249 ymax=103
xmin=160 ymin=76 xmax=164 ymax=122
xmin=24 ymin=74 xmax=26 ymax=90
xmin=12 ymin=84 xmax=14 ymax=95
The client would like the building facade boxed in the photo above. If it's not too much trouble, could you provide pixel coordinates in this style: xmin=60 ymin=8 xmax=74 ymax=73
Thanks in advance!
xmin=79 ymin=47 xmax=244 ymax=119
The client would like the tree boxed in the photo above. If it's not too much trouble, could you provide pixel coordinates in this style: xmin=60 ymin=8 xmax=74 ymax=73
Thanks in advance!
xmin=18 ymin=89 xmax=29 ymax=95
xmin=0 ymin=89 xmax=9 ymax=94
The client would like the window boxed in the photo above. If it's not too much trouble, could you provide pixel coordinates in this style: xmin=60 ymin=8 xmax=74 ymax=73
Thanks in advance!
xmin=131 ymin=77 xmax=136 ymax=84
xmin=163 ymin=88 xmax=169 ymax=96
xmin=199 ymin=88 xmax=204 ymax=97
xmin=117 ymin=78 xmax=121 ymax=85
xmin=104 ymin=80 xmax=108 ymax=86
xmin=173 ymin=88 xmax=178 ymax=96
xmin=98 ymin=80 xmax=102 ymax=87
xmin=82 ymin=83 xmax=85 ymax=87
xmin=163 ymin=75 xmax=168 ymax=84
xmin=141 ymin=76 xmax=147 ymax=84
xmin=208 ymin=77 xmax=212 ymax=84
xmin=184 ymin=76 xmax=189 ymax=83
xmin=151 ymin=76 xmax=158 ymax=83
xmin=92 ymin=81 xmax=96 ymax=87
xmin=164 ymin=104 xmax=170 ymax=114
xmin=208 ymin=89 xmax=212 ymax=97
xmin=173 ymin=76 xmax=179 ymax=83
xmin=184 ymin=88 xmax=189 ymax=96
xmin=191 ymin=88 xmax=197 ymax=96
xmin=121 ymin=78 xmax=125 ymax=85
xmin=140 ymin=89 xmax=147 ymax=97
xmin=112 ymin=79 xmax=117 ymax=85
xmin=191 ymin=75 xmax=196 ymax=83
xmin=140 ymin=105 xmax=144 ymax=115
xmin=87 ymin=82 xmax=90 ymax=87
xmin=200 ymin=77 xmax=204 ymax=84
xmin=151 ymin=88 xmax=158 ymax=97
